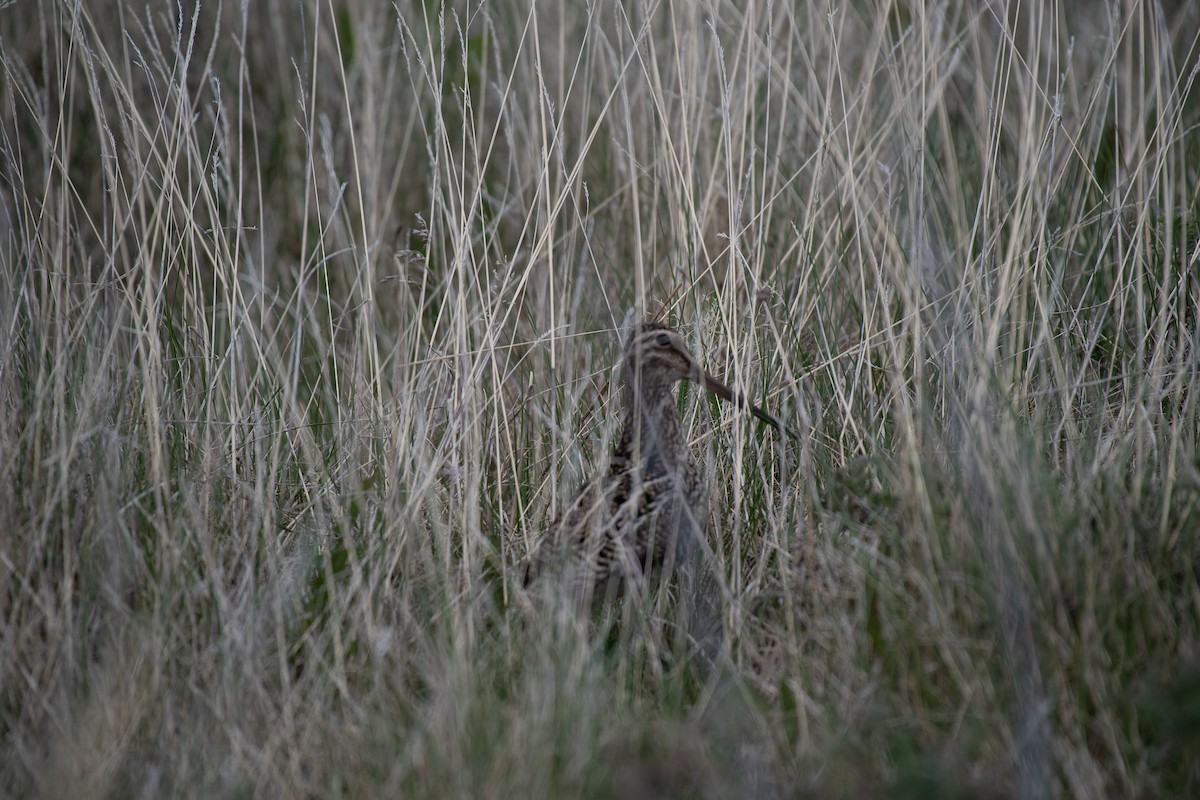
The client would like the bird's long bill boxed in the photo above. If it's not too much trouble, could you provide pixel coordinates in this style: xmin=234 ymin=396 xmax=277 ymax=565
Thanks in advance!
xmin=701 ymin=371 xmax=789 ymax=434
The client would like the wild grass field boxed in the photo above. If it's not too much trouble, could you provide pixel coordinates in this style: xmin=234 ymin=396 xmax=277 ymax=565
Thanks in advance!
xmin=2 ymin=0 xmax=1198 ymax=797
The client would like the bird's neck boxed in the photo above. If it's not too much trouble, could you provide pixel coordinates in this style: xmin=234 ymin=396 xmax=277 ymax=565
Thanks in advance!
xmin=617 ymin=376 xmax=687 ymax=469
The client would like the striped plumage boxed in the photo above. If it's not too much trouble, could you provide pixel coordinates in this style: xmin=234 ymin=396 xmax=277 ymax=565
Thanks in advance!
xmin=522 ymin=321 xmax=783 ymax=599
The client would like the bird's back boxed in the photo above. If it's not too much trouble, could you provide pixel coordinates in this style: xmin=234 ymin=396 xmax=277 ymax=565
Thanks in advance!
xmin=524 ymin=445 xmax=705 ymax=598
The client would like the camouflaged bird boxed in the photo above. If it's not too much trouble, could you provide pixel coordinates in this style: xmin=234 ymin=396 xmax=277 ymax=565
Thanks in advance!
xmin=521 ymin=321 xmax=785 ymax=600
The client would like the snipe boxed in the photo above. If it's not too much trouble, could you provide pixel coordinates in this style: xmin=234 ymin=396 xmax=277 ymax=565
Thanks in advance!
xmin=522 ymin=321 xmax=786 ymax=600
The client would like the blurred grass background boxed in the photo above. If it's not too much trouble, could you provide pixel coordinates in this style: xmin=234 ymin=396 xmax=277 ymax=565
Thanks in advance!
xmin=1 ymin=0 xmax=1198 ymax=796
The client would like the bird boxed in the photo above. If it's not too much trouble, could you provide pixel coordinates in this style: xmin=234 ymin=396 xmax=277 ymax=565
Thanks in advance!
xmin=520 ymin=320 xmax=787 ymax=603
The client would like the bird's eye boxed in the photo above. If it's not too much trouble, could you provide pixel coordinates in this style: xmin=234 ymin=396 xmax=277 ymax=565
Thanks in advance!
xmin=656 ymin=333 xmax=671 ymax=347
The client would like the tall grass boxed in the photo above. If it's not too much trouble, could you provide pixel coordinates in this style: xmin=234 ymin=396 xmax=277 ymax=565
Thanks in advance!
xmin=1 ymin=0 xmax=1198 ymax=796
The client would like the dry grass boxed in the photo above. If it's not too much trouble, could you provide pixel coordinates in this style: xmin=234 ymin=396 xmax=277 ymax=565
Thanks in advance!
xmin=2 ymin=0 xmax=1199 ymax=797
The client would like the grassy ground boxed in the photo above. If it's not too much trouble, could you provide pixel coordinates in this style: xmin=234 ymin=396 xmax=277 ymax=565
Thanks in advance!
xmin=2 ymin=0 xmax=1199 ymax=797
